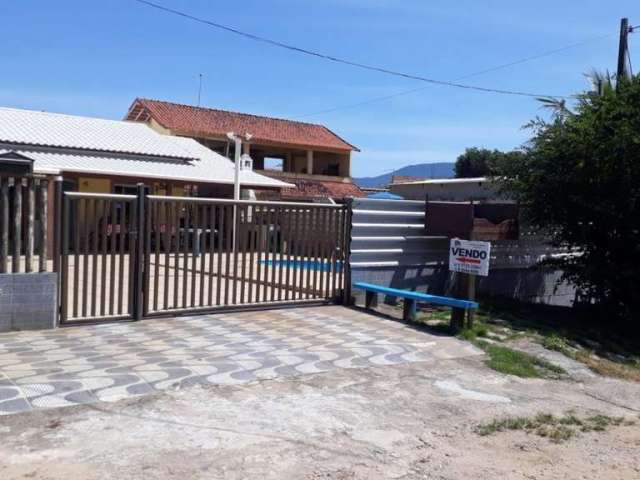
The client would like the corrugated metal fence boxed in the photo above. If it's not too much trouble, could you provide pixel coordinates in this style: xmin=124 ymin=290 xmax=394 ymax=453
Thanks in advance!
xmin=349 ymin=197 xmax=449 ymax=300
xmin=349 ymin=197 xmax=576 ymax=306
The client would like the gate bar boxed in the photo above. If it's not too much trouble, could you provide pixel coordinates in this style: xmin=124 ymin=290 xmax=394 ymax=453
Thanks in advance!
xmin=60 ymin=191 xmax=70 ymax=323
xmin=134 ymin=183 xmax=146 ymax=320
xmin=147 ymin=195 xmax=344 ymax=209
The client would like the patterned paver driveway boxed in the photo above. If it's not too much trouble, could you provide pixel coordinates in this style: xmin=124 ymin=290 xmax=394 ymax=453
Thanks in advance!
xmin=0 ymin=306 xmax=480 ymax=415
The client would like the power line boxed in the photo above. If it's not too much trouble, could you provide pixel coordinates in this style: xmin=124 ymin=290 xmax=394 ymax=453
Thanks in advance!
xmin=133 ymin=0 xmax=569 ymax=100
xmin=296 ymin=32 xmax=615 ymax=118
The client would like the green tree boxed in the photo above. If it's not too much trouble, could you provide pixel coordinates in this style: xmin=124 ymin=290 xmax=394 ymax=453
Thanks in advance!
xmin=494 ymin=75 xmax=640 ymax=321
xmin=454 ymin=147 xmax=522 ymax=178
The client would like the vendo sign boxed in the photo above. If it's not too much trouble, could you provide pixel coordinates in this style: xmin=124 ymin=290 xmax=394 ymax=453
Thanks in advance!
xmin=449 ymin=238 xmax=491 ymax=277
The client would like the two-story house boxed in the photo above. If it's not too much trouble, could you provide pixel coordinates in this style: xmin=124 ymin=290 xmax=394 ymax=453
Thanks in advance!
xmin=125 ymin=98 xmax=364 ymax=202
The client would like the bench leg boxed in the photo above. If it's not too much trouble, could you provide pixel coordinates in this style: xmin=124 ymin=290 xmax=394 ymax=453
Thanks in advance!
xmin=402 ymin=299 xmax=416 ymax=322
xmin=465 ymin=308 xmax=475 ymax=329
xmin=365 ymin=290 xmax=378 ymax=309
xmin=450 ymin=308 xmax=465 ymax=331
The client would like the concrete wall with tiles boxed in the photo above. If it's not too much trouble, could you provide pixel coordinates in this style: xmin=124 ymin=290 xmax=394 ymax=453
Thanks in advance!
xmin=0 ymin=273 xmax=57 ymax=332
xmin=349 ymin=197 xmax=577 ymax=307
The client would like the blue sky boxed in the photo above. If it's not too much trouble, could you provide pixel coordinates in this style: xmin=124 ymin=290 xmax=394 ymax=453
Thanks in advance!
xmin=0 ymin=1 xmax=637 ymax=176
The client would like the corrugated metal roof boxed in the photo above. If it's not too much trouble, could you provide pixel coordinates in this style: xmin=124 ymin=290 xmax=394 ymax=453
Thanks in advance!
xmin=10 ymin=144 xmax=290 ymax=188
xmin=0 ymin=107 xmax=196 ymax=159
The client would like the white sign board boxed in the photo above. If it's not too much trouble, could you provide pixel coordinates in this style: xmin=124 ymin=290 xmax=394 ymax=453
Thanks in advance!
xmin=449 ymin=238 xmax=491 ymax=277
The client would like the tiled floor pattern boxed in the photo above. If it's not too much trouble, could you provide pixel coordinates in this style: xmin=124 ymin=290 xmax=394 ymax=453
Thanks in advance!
xmin=0 ymin=306 xmax=479 ymax=415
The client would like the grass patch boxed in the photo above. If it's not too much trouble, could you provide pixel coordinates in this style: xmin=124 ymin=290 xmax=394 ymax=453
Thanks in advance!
xmin=542 ymin=333 xmax=640 ymax=382
xmin=457 ymin=323 xmax=489 ymax=341
xmin=477 ymin=342 xmax=566 ymax=379
xmin=476 ymin=411 xmax=634 ymax=443
xmin=413 ymin=307 xmax=565 ymax=379
xmin=412 ymin=299 xmax=640 ymax=381
xmin=464 ymin=298 xmax=640 ymax=382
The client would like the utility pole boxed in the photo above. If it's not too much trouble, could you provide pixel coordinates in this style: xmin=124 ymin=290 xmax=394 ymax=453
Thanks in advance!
xmin=617 ymin=18 xmax=630 ymax=81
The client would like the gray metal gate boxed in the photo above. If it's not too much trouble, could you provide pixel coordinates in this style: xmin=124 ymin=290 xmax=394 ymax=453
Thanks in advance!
xmin=58 ymin=187 xmax=350 ymax=324
xmin=59 ymin=191 xmax=140 ymax=324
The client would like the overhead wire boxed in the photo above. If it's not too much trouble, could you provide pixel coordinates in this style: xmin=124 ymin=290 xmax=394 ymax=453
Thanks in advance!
xmin=133 ymin=0 xmax=570 ymax=100
xmin=295 ymin=32 xmax=615 ymax=118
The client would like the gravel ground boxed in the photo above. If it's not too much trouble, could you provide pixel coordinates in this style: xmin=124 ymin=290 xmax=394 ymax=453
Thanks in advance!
xmin=1 ymin=347 xmax=639 ymax=479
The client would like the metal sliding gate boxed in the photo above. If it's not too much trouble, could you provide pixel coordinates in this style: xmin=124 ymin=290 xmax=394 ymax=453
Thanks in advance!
xmin=59 ymin=192 xmax=140 ymax=324
xmin=58 ymin=189 xmax=350 ymax=324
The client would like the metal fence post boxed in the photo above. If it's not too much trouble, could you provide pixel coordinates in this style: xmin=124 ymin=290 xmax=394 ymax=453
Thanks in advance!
xmin=133 ymin=183 xmax=146 ymax=320
xmin=342 ymin=197 xmax=354 ymax=305
xmin=53 ymin=177 xmax=63 ymax=325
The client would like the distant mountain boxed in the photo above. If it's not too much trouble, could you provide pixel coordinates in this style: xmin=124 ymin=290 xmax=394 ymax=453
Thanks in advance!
xmin=354 ymin=162 xmax=455 ymax=188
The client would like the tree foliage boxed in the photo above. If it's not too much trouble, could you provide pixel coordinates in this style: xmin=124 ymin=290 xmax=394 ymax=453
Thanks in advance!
xmin=494 ymin=75 xmax=640 ymax=321
xmin=454 ymin=147 xmax=523 ymax=178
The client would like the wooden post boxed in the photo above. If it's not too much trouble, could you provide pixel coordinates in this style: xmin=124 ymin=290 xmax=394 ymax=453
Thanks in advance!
xmin=450 ymin=273 xmax=467 ymax=331
xmin=450 ymin=272 xmax=477 ymax=330
xmin=12 ymin=177 xmax=22 ymax=273
xmin=465 ymin=274 xmax=476 ymax=329
xmin=0 ymin=177 xmax=8 ymax=273
xmin=38 ymin=178 xmax=48 ymax=273
xmin=25 ymin=178 xmax=35 ymax=273
xmin=450 ymin=198 xmax=477 ymax=330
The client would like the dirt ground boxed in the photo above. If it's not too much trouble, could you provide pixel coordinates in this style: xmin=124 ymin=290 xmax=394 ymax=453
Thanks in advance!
xmin=1 ymin=342 xmax=639 ymax=480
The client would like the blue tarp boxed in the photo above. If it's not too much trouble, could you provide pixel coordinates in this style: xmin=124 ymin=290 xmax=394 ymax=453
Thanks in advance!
xmin=366 ymin=191 xmax=404 ymax=200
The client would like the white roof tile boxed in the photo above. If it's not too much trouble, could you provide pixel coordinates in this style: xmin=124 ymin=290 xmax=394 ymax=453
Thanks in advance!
xmin=8 ymin=147 xmax=289 ymax=188
xmin=0 ymin=107 xmax=196 ymax=159
xmin=0 ymin=107 xmax=291 ymax=188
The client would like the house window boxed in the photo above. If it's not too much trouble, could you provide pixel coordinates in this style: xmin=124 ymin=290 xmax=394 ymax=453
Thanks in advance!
xmin=113 ymin=184 xmax=150 ymax=195
xmin=263 ymin=157 xmax=283 ymax=171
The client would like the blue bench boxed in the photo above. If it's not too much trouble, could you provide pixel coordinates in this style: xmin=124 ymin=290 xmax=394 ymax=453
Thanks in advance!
xmin=353 ymin=282 xmax=479 ymax=323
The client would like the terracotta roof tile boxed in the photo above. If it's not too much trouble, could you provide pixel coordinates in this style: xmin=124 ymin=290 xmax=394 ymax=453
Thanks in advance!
xmin=391 ymin=175 xmax=428 ymax=184
xmin=126 ymin=98 xmax=358 ymax=152
xmin=281 ymin=179 xmax=365 ymax=200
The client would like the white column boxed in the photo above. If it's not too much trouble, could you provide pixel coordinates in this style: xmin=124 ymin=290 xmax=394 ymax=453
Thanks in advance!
xmin=306 ymin=150 xmax=314 ymax=175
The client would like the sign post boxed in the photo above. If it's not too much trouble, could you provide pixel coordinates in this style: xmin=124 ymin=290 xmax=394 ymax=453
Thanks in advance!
xmin=449 ymin=238 xmax=491 ymax=330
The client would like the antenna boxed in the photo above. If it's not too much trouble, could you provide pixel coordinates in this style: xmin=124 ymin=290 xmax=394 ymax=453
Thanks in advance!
xmin=197 ymin=73 xmax=203 ymax=106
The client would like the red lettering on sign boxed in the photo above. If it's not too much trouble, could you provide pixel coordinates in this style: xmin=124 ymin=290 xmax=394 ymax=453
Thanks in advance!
xmin=456 ymin=257 xmax=481 ymax=264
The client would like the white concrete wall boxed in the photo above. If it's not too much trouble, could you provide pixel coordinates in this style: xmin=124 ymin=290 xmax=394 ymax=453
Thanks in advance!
xmin=390 ymin=180 xmax=503 ymax=202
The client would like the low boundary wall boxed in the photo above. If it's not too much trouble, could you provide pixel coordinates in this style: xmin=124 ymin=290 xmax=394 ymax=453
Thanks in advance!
xmin=0 ymin=272 xmax=57 ymax=332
